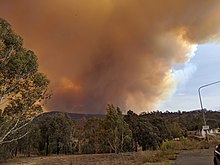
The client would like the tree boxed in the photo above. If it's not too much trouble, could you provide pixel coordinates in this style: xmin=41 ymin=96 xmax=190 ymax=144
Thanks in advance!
xmin=50 ymin=113 xmax=73 ymax=155
xmin=166 ymin=120 xmax=186 ymax=138
xmin=104 ymin=104 xmax=132 ymax=153
xmin=135 ymin=120 xmax=160 ymax=150
xmin=144 ymin=114 xmax=171 ymax=143
xmin=17 ymin=123 xmax=41 ymax=157
xmin=125 ymin=110 xmax=163 ymax=151
xmin=83 ymin=118 xmax=104 ymax=154
xmin=0 ymin=18 xmax=50 ymax=145
xmin=124 ymin=110 xmax=140 ymax=151
xmin=39 ymin=113 xmax=73 ymax=155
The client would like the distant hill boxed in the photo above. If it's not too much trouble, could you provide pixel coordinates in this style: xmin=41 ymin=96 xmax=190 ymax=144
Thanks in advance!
xmin=141 ymin=109 xmax=220 ymax=131
xmin=37 ymin=111 xmax=105 ymax=121
xmin=36 ymin=110 xmax=220 ymax=130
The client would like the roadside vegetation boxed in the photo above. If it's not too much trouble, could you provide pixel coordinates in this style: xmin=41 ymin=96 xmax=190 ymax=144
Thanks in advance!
xmin=142 ymin=137 xmax=213 ymax=164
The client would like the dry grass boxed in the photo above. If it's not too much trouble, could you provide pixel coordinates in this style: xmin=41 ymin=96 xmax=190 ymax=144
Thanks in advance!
xmin=141 ymin=150 xmax=178 ymax=165
xmin=4 ymin=137 xmax=216 ymax=165
xmin=4 ymin=150 xmax=177 ymax=165
xmin=142 ymin=137 xmax=214 ymax=165
xmin=4 ymin=151 xmax=175 ymax=165
xmin=4 ymin=152 xmax=144 ymax=165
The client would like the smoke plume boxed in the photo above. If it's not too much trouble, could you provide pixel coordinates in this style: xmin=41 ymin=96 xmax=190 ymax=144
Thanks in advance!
xmin=0 ymin=0 xmax=220 ymax=113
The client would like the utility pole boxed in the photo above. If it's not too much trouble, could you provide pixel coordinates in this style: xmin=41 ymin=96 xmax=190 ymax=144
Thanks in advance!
xmin=198 ymin=80 xmax=220 ymax=145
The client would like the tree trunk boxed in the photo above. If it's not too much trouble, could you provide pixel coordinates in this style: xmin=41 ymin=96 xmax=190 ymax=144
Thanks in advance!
xmin=14 ymin=147 xmax=17 ymax=157
xmin=56 ymin=138 xmax=60 ymax=155
xmin=28 ymin=143 xmax=31 ymax=157
xmin=134 ymin=140 xmax=138 ymax=152
xmin=142 ymin=145 xmax=146 ymax=151
xmin=46 ymin=136 xmax=49 ymax=156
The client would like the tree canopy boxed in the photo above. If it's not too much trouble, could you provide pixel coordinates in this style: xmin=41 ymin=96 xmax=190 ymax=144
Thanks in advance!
xmin=0 ymin=18 xmax=50 ymax=145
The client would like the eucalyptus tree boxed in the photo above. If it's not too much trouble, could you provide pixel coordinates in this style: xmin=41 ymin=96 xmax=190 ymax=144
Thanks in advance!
xmin=39 ymin=113 xmax=73 ymax=155
xmin=83 ymin=118 xmax=104 ymax=154
xmin=0 ymin=18 xmax=50 ymax=145
xmin=104 ymin=104 xmax=132 ymax=153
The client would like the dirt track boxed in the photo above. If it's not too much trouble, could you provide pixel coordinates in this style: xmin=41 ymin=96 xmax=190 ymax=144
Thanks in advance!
xmin=173 ymin=148 xmax=214 ymax=165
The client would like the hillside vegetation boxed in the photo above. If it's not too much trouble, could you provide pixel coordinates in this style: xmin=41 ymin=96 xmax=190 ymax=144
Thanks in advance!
xmin=1 ymin=106 xmax=220 ymax=161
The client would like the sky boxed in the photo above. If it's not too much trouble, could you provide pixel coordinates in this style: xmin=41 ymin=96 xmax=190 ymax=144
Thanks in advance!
xmin=157 ymin=43 xmax=220 ymax=112
xmin=0 ymin=0 xmax=220 ymax=114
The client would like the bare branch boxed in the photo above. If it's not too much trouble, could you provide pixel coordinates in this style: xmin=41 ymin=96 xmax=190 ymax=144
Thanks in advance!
xmin=0 ymin=116 xmax=34 ymax=144
xmin=0 ymin=46 xmax=14 ymax=67
xmin=0 ymin=131 xmax=29 ymax=145
xmin=0 ymin=118 xmax=20 ymax=143
xmin=0 ymin=98 xmax=6 ymax=105
xmin=11 ymin=117 xmax=34 ymax=134
xmin=0 ymin=76 xmax=23 ymax=105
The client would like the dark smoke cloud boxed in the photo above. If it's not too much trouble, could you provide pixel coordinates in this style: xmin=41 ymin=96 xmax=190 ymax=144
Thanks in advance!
xmin=0 ymin=0 xmax=220 ymax=113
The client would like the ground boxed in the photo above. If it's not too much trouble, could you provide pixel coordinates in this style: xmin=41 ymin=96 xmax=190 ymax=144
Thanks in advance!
xmin=3 ymin=152 xmax=147 ymax=165
xmin=3 ymin=148 xmax=215 ymax=165
xmin=173 ymin=148 xmax=214 ymax=165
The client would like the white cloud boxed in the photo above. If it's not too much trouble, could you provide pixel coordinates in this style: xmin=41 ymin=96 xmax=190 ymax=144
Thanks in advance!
xmin=157 ymin=43 xmax=220 ymax=111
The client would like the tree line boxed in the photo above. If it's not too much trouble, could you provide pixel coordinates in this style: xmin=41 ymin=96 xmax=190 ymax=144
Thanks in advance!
xmin=4 ymin=104 xmax=220 ymax=158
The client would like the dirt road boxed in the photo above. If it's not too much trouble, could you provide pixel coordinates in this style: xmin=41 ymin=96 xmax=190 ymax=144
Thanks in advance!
xmin=173 ymin=148 xmax=214 ymax=165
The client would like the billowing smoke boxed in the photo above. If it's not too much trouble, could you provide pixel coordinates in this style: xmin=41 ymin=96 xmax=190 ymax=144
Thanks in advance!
xmin=0 ymin=0 xmax=220 ymax=113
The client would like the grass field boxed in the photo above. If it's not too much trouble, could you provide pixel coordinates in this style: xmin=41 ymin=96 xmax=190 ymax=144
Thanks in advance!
xmin=4 ymin=137 xmax=219 ymax=165
xmin=4 ymin=151 xmax=174 ymax=165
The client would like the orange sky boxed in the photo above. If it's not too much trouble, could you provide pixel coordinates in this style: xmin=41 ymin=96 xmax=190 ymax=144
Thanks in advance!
xmin=0 ymin=0 xmax=220 ymax=113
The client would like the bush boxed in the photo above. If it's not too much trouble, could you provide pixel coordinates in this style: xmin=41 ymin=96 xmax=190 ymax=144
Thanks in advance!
xmin=141 ymin=150 xmax=163 ymax=163
xmin=160 ymin=137 xmax=201 ymax=151
xmin=0 ymin=146 xmax=13 ymax=163
xmin=160 ymin=139 xmax=182 ymax=151
xmin=141 ymin=150 xmax=178 ymax=163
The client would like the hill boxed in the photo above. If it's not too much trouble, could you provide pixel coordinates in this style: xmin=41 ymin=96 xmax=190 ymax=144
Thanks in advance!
xmin=37 ymin=111 xmax=105 ymax=121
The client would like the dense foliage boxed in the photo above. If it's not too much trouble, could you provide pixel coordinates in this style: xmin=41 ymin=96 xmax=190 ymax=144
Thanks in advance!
xmin=0 ymin=18 xmax=49 ymax=146
xmin=0 ymin=18 xmax=50 ymax=162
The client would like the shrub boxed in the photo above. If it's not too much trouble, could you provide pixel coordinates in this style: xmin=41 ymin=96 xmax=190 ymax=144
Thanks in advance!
xmin=141 ymin=149 xmax=178 ymax=163
xmin=160 ymin=139 xmax=182 ymax=151
xmin=160 ymin=137 xmax=201 ymax=151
